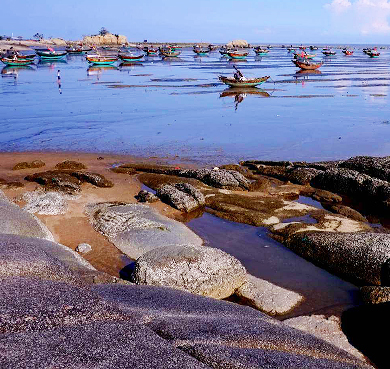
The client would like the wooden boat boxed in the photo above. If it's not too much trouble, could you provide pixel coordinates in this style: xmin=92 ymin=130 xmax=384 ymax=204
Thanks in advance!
xmin=219 ymin=75 xmax=269 ymax=87
xmin=294 ymin=53 xmax=315 ymax=59
xmin=342 ymin=49 xmax=354 ymax=56
xmin=293 ymin=59 xmax=323 ymax=70
xmin=1 ymin=57 xmax=34 ymax=66
xmin=367 ymin=50 xmax=380 ymax=58
xmin=86 ymin=55 xmax=118 ymax=65
xmin=118 ymin=54 xmax=144 ymax=62
xmin=322 ymin=49 xmax=336 ymax=56
xmin=193 ymin=47 xmax=210 ymax=55
xmin=227 ymin=51 xmax=248 ymax=60
xmin=66 ymin=47 xmax=84 ymax=54
xmin=310 ymin=46 xmax=318 ymax=51
xmin=143 ymin=46 xmax=159 ymax=55
xmin=254 ymin=48 xmax=269 ymax=56
xmin=35 ymin=49 xmax=68 ymax=59
xmin=160 ymin=48 xmax=181 ymax=57
xmin=16 ymin=54 xmax=36 ymax=60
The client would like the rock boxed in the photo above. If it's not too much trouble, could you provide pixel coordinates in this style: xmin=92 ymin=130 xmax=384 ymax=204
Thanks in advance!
xmin=83 ymin=33 xmax=128 ymax=46
xmin=251 ymin=165 xmax=290 ymax=181
xmin=311 ymin=189 xmax=343 ymax=203
xmin=55 ymin=160 xmax=87 ymax=170
xmin=12 ymin=160 xmax=45 ymax=170
xmin=284 ymin=315 xmax=367 ymax=362
xmin=86 ymin=203 xmax=203 ymax=259
xmin=25 ymin=170 xmax=81 ymax=194
xmin=226 ymin=39 xmax=249 ymax=48
xmin=135 ymin=190 xmax=158 ymax=203
xmin=22 ymin=191 xmax=68 ymax=215
xmin=95 ymin=284 xmax=372 ymax=369
xmin=0 ymin=190 xmax=54 ymax=241
xmin=75 ymin=243 xmax=92 ymax=254
xmin=71 ymin=171 xmax=114 ymax=188
xmin=248 ymin=177 xmax=270 ymax=191
xmin=156 ymin=183 xmax=205 ymax=212
xmin=234 ymin=274 xmax=304 ymax=315
xmin=323 ymin=204 xmax=368 ymax=222
xmin=340 ymin=156 xmax=390 ymax=182
xmin=0 ymin=234 xmax=95 ymax=283
xmin=286 ymin=232 xmax=390 ymax=286
xmin=132 ymin=244 xmax=247 ymax=299
xmin=360 ymin=286 xmax=390 ymax=304
xmin=0 ymin=178 xmax=24 ymax=189
xmin=287 ymin=167 xmax=322 ymax=185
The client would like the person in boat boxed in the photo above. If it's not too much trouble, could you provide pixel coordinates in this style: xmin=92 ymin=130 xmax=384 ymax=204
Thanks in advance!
xmin=233 ymin=65 xmax=247 ymax=81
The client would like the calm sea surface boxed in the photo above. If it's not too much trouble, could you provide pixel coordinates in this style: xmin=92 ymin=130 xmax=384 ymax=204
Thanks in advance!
xmin=1 ymin=46 xmax=390 ymax=164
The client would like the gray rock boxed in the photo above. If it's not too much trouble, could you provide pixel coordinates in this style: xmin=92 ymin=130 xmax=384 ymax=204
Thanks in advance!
xmin=25 ymin=170 xmax=82 ymax=194
xmin=234 ymin=274 xmax=304 ymax=315
xmin=340 ymin=156 xmax=390 ymax=182
xmin=0 ymin=234 xmax=95 ymax=283
xmin=22 ymin=191 xmax=68 ymax=215
xmin=156 ymin=183 xmax=205 ymax=212
xmin=286 ymin=232 xmax=390 ymax=286
xmin=360 ymin=286 xmax=390 ymax=304
xmin=0 ymin=321 xmax=209 ymax=369
xmin=71 ymin=171 xmax=114 ymax=188
xmin=86 ymin=203 xmax=203 ymax=259
xmin=0 ymin=191 xmax=54 ymax=241
xmin=135 ymin=190 xmax=159 ymax=203
xmin=95 ymin=284 xmax=372 ymax=369
xmin=284 ymin=315 xmax=368 ymax=362
xmin=132 ymin=244 xmax=247 ymax=299
xmin=287 ymin=167 xmax=322 ymax=185
xmin=75 ymin=243 xmax=92 ymax=254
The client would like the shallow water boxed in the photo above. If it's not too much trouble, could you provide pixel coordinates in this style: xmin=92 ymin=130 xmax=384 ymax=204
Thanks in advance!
xmin=1 ymin=47 xmax=390 ymax=164
xmin=187 ymin=212 xmax=361 ymax=319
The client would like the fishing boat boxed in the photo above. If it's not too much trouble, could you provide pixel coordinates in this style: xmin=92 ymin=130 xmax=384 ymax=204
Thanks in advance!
xmin=16 ymin=53 xmax=36 ymax=60
xmin=219 ymin=75 xmax=269 ymax=87
xmin=35 ymin=49 xmax=68 ymax=59
xmin=367 ymin=48 xmax=380 ymax=58
xmin=160 ymin=47 xmax=181 ymax=57
xmin=143 ymin=46 xmax=159 ymax=56
xmin=227 ymin=51 xmax=248 ymax=60
xmin=322 ymin=49 xmax=336 ymax=56
xmin=310 ymin=46 xmax=318 ymax=51
xmin=294 ymin=52 xmax=316 ymax=59
xmin=86 ymin=55 xmax=118 ymax=65
xmin=254 ymin=47 xmax=269 ymax=56
xmin=293 ymin=59 xmax=323 ymax=70
xmin=118 ymin=54 xmax=144 ymax=62
xmin=193 ymin=46 xmax=210 ymax=55
xmin=219 ymin=47 xmax=231 ymax=56
xmin=66 ymin=46 xmax=84 ymax=54
xmin=1 ymin=57 xmax=34 ymax=66
xmin=342 ymin=49 xmax=354 ymax=56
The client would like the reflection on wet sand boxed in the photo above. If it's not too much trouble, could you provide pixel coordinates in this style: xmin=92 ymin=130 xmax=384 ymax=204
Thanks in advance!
xmin=220 ymin=87 xmax=270 ymax=110
xmin=1 ymin=65 xmax=36 ymax=76
xmin=87 ymin=65 xmax=118 ymax=80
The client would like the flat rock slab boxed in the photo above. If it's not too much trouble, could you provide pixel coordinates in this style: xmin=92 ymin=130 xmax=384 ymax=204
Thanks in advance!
xmin=86 ymin=203 xmax=203 ymax=259
xmin=0 ymin=190 xmax=54 ymax=241
xmin=0 ymin=321 xmax=209 ymax=369
xmin=0 ymin=234 xmax=95 ymax=283
xmin=286 ymin=232 xmax=390 ymax=286
xmin=235 ymin=274 xmax=304 ymax=315
xmin=132 ymin=244 xmax=247 ymax=299
xmin=94 ymin=284 xmax=372 ymax=369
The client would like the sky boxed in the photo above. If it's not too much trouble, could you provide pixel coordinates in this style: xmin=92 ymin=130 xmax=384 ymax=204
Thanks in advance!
xmin=2 ymin=0 xmax=390 ymax=44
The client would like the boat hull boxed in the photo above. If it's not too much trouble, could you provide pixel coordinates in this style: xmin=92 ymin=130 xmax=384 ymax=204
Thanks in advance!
xmin=293 ymin=60 xmax=323 ymax=70
xmin=219 ymin=76 xmax=269 ymax=87
xmin=228 ymin=52 xmax=248 ymax=60
xmin=1 ymin=58 xmax=34 ymax=66
xmin=119 ymin=55 xmax=144 ymax=61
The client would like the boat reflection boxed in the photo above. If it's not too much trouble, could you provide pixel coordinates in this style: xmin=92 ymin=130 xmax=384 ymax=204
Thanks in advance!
xmin=161 ymin=57 xmax=185 ymax=63
xmin=87 ymin=65 xmax=118 ymax=79
xmin=119 ymin=62 xmax=144 ymax=68
xmin=294 ymin=70 xmax=322 ymax=80
xmin=37 ymin=59 xmax=68 ymax=69
xmin=220 ymin=87 xmax=270 ymax=110
xmin=227 ymin=59 xmax=248 ymax=64
xmin=1 ymin=65 xmax=36 ymax=75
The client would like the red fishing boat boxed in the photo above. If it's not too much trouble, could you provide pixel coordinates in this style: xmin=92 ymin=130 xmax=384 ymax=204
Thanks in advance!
xmin=293 ymin=59 xmax=323 ymax=70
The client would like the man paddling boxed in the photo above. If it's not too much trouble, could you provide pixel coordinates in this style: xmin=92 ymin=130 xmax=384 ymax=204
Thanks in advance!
xmin=233 ymin=65 xmax=247 ymax=81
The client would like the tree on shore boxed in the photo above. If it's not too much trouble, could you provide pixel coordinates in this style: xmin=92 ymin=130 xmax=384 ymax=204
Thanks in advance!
xmin=33 ymin=33 xmax=44 ymax=41
xmin=99 ymin=27 xmax=109 ymax=36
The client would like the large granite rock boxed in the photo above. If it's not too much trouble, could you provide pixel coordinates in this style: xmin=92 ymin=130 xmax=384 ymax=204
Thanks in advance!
xmin=86 ymin=203 xmax=203 ymax=259
xmin=83 ymin=33 xmax=128 ymax=45
xmin=156 ymin=183 xmax=205 ymax=212
xmin=132 ymin=244 xmax=247 ymax=299
xmin=0 ymin=190 xmax=54 ymax=241
xmin=286 ymin=232 xmax=390 ymax=285
xmin=95 ymin=284 xmax=372 ymax=369
xmin=0 ymin=234 xmax=95 ymax=283
xmin=235 ymin=274 xmax=304 ymax=315
xmin=340 ymin=155 xmax=390 ymax=182
xmin=285 ymin=315 xmax=367 ymax=362
xmin=22 ymin=191 xmax=68 ymax=215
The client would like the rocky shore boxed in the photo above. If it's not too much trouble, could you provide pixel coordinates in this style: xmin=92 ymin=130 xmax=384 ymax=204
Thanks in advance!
xmin=2 ymin=152 xmax=390 ymax=368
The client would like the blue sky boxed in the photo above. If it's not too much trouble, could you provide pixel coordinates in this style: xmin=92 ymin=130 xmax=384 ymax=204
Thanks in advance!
xmin=2 ymin=0 xmax=390 ymax=44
